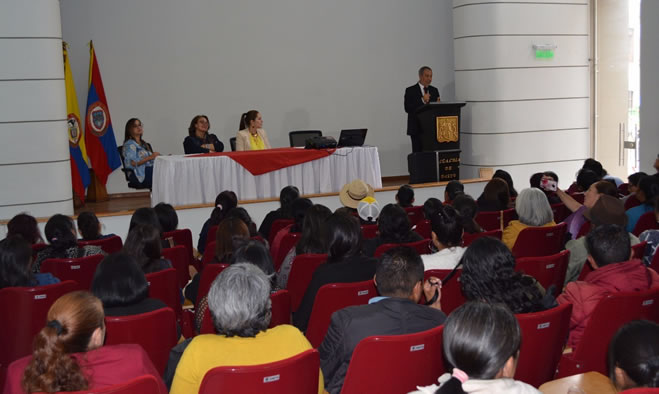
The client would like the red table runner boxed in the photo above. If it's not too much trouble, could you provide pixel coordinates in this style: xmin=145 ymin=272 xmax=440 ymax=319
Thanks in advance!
xmin=189 ymin=147 xmax=336 ymax=176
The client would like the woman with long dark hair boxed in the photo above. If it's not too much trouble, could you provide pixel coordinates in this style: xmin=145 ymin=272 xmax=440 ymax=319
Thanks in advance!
xmin=5 ymin=291 xmax=167 ymax=393
xmin=5 ymin=213 xmax=43 ymax=245
xmin=362 ymin=203 xmax=423 ymax=257
xmin=0 ymin=236 xmax=59 ymax=289
xmin=122 ymin=224 xmax=172 ymax=274
xmin=422 ymin=205 xmax=465 ymax=271
xmin=122 ymin=118 xmax=159 ymax=189
xmin=197 ymin=190 xmax=238 ymax=254
xmin=258 ymin=185 xmax=300 ymax=240
xmin=235 ymin=110 xmax=271 ymax=151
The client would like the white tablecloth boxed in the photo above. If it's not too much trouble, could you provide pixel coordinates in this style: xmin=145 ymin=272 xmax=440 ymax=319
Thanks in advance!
xmin=151 ymin=147 xmax=382 ymax=206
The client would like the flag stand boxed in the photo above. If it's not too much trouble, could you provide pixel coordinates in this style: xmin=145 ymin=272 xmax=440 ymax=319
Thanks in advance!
xmin=86 ymin=169 xmax=109 ymax=202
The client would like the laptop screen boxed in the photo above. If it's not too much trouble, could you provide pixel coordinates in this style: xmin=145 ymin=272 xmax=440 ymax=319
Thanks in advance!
xmin=338 ymin=128 xmax=367 ymax=147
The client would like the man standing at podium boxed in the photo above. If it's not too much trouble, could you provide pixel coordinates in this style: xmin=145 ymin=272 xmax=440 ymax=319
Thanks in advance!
xmin=404 ymin=66 xmax=440 ymax=153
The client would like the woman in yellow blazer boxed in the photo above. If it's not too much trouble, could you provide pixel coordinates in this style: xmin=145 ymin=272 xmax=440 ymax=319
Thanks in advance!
xmin=235 ymin=110 xmax=272 ymax=151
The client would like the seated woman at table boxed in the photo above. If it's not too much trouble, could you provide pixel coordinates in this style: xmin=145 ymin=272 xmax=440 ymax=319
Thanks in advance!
xmin=122 ymin=118 xmax=159 ymax=189
xmin=608 ymin=320 xmax=659 ymax=391
xmin=183 ymin=114 xmax=224 ymax=154
xmin=235 ymin=110 xmax=272 ymax=151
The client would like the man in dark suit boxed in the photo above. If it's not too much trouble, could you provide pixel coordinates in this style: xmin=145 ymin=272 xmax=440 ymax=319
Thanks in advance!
xmin=318 ymin=247 xmax=446 ymax=394
xmin=405 ymin=66 xmax=441 ymax=152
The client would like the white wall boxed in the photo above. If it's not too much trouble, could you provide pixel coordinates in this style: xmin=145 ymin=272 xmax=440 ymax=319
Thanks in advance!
xmin=59 ymin=0 xmax=456 ymax=195
xmin=640 ymin=0 xmax=659 ymax=173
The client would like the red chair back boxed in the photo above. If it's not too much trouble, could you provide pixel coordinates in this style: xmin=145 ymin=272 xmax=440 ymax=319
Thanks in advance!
xmin=40 ymin=254 xmax=104 ymax=290
xmin=632 ymin=211 xmax=658 ymax=237
xmin=104 ymin=307 xmax=178 ymax=375
xmin=374 ymin=239 xmax=431 ymax=258
xmin=206 ymin=225 xmax=218 ymax=246
xmin=78 ymin=235 xmax=123 ymax=254
xmin=424 ymin=270 xmax=465 ymax=314
xmin=515 ymin=250 xmax=570 ymax=292
xmin=197 ymin=263 xmax=230 ymax=305
xmin=287 ymin=254 xmax=327 ymax=312
xmin=462 ymin=229 xmax=502 ymax=247
xmin=569 ymin=193 xmax=585 ymax=204
xmin=632 ymin=241 xmax=648 ymax=259
xmin=514 ymin=303 xmax=573 ymax=387
xmin=162 ymin=245 xmax=190 ymax=288
xmin=146 ymin=268 xmax=181 ymax=320
xmin=305 ymin=280 xmax=377 ymax=348
xmin=475 ymin=209 xmax=516 ymax=231
xmin=272 ymin=232 xmax=302 ymax=272
xmin=405 ymin=206 xmax=425 ymax=226
xmin=638 ymin=286 xmax=659 ymax=323
xmin=550 ymin=203 xmax=570 ymax=223
xmin=163 ymin=228 xmax=194 ymax=271
xmin=624 ymin=194 xmax=641 ymax=211
xmin=576 ymin=221 xmax=591 ymax=239
xmin=414 ymin=220 xmax=431 ymax=240
xmin=268 ymin=219 xmax=294 ymax=245
xmin=202 ymin=241 xmax=217 ymax=267
xmin=556 ymin=290 xmax=651 ymax=377
xmin=198 ymin=349 xmax=320 ymax=394
xmin=269 ymin=290 xmax=292 ymax=328
xmin=511 ymin=222 xmax=567 ymax=258
xmin=360 ymin=224 xmax=378 ymax=240
xmin=651 ymin=250 xmax=659 ymax=274
xmin=340 ymin=325 xmax=445 ymax=394
xmin=617 ymin=183 xmax=630 ymax=196
xmin=69 ymin=375 xmax=163 ymax=393
xmin=0 ymin=281 xmax=78 ymax=370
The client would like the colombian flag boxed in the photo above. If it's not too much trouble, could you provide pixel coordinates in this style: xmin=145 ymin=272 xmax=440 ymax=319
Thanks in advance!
xmin=84 ymin=41 xmax=121 ymax=185
xmin=63 ymin=42 xmax=90 ymax=202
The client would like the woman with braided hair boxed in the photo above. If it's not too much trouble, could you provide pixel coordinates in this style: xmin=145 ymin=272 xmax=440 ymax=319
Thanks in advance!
xmin=4 ymin=291 xmax=166 ymax=393
xmin=459 ymin=237 xmax=556 ymax=314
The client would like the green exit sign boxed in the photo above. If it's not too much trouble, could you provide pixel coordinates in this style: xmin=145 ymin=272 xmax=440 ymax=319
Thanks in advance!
xmin=535 ymin=49 xmax=554 ymax=58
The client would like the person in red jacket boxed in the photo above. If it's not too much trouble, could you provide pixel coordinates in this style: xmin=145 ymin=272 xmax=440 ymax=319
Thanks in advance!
xmin=558 ymin=224 xmax=659 ymax=349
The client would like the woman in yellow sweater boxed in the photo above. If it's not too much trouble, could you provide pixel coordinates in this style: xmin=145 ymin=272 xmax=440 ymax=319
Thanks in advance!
xmin=502 ymin=188 xmax=556 ymax=249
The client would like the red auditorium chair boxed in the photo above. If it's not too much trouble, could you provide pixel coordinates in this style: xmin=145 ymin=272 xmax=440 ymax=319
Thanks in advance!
xmin=271 ymin=232 xmax=301 ymax=272
xmin=632 ymin=241 xmax=649 ymax=259
xmin=201 ymin=241 xmax=218 ymax=267
xmin=462 ymin=228 xmax=502 ymax=247
xmin=360 ymin=224 xmax=378 ymax=240
xmin=104 ymin=307 xmax=178 ymax=375
xmin=617 ymin=182 xmax=629 ymax=196
xmin=196 ymin=263 xmax=230 ymax=305
xmin=268 ymin=219 xmax=294 ymax=246
xmin=163 ymin=228 xmax=195 ymax=270
xmin=161 ymin=245 xmax=190 ymax=288
xmin=305 ymin=280 xmax=377 ymax=348
xmin=74 ymin=375 xmax=163 ymax=394
xmin=550 ymin=203 xmax=570 ymax=224
xmin=424 ymin=269 xmax=465 ymax=314
xmin=511 ymin=222 xmax=567 ymax=258
xmin=651 ymin=251 xmax=659 ymax=274
xmin=0 ymin=280 xmax=78 ymax=384
xmin=206 ymin=225 xmax=218 ymax=247
xmin=475 ymin=208 xmax=516 ymax=232
xmin=576 ymin=221 xmax=591 ymax=239
xmin=373 ymin=239 xmax=432 ymax=258
xmin=555 ymin=290 xmax=652 ymax=378
xmin=639 ymin=286 xmax=659 ymax=323
xmin=514 ymin=303 xmax=572 ymax=387
xmin=286 ymin=254 xmax=327 ymax=312
xmin=198 ymin=349 xmax=320 ymax=394
xmin=40 ymin=254 xmax=104 ymax=290
xmin=414 ymin=219 xmax=431 ymax=239
xmin=624 ymin=194 xmax=641 ymax=211
xmin=145 ymin=268 xmax=193 ymax=337
xmin=78 ymin=235 xmax=123 ymax=254
xmin=340 ymin=325 xmax=445 ymax=394
xmin=404 ymin=206 xmax=425 ymax=226
xmin=632 ymin=211 xmax=658 ymax=237
xmin=515 ymin=250 xmax=570 ymax=292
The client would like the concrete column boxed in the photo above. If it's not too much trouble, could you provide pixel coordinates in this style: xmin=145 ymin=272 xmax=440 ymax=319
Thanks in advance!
xmin=0 ymin=0 xmax=72 ymax=219
xmin=453 ymin=0 xmax=590 ymax=189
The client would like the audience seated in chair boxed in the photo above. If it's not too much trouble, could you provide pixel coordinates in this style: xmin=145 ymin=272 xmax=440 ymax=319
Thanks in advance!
xmin=123 ymin=224 xmax=173 ymax=274
xmin=362 ymin=204 xmax=423 ymax=257
xmin=477 ymin=178 xmax=511 ymax=212
xmin=270 ymin=198 xmax=313 ymax=263
xmin=154 ymin=202 xmax=179 ymax=233
xmin=460 ymin=237 xmax=556 ymax=314
xmin=4 ymin=213 xmax=43 ymax=246
xmin=293 ymin=213 xmax=378 ymax=332
xmin=557 ymin=224 xmax=659 ymax=350
xmin=639 ymin=202 xmax=659 ymax=266
xmin=621 ymin=172 xmax=647 ymax=206
xmin=258 ymin=185 xmax=300 ymax=240
xmin=77 ymin=211 xmax=116 ymax=242
xmin=225 ymin=207 xmax=261 ymax=239
xmin=319 ymin=247 xmax=446 ymax=394
xmin=626 ymin=175 xmax=659 ymax=233
xmin=565 ymin=159 xmax=605 ymax=194
xmin=357 ymin=196 xmax=380 ymax=225
xmin=395 ymin=184 xmax=415 ymax=209
xmin=608 ymin=320 xmax=659 ymax=391
xmin=277 ymin=204 xmax=331 ymax=289
xmin=338 ymin=179 xmax=375 ymax=215
xmin=502 ymin=188 xmax=556 ymax=250
xmin=122 ymin=118 xmax=160 ymax=190
xmin=170 ymin=263 xmax=323 ymax=394
xmin=556 ymin=180 xmax=618 ymax=240
xmin=421 ymin=205 xmax=465 ymax=271
xmin=564 ymin=194 xmax=641 ymax=285
xmin=5 ymin=291 xmax=167 ymax=394
xmin=410 ymin=301 xmax=541 ymax=394
xmin=197 ymin=190 xmax=238 ymax=254
xmin=493 ymin=169 xmax=518 ymax=199
xmin=451 ymin=194 xmax=483 ymax=234
xmin=33 ymin=214 xmax=106 ymax=273
xmin=444 ymin=180 xmax=464 ymax=205
xmin=0 ymin=236 xmax=59 ymax=289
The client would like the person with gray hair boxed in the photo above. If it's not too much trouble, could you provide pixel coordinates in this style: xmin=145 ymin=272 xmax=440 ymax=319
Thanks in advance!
xmin=170 ymin=263 xmax=324 ymax=394
xmin=502 ymin=188 xmax=556 ymax=249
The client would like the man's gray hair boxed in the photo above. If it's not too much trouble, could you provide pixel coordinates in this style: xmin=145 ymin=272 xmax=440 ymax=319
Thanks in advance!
xmin=208 ymin=263 xmax=272 ymax=337
xmin=418 ymin=66 xmax=432 ymax=76
xmin=515 ymin=188 xmax=554 ymax=227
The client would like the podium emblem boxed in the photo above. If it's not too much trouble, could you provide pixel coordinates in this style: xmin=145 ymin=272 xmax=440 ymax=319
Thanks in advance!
xmin=435 ymin=116 xmax=459 ymax=143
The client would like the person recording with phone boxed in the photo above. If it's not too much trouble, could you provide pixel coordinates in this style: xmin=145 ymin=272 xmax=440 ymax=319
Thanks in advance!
xmin=556 ymin=179 xmax=618 ymax=239
xmin=404 ymin=66 xmax=440 ymax=153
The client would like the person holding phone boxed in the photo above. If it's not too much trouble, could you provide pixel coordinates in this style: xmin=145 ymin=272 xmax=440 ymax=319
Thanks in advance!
xmin=556 ymin=180 xmax=618 ymax=239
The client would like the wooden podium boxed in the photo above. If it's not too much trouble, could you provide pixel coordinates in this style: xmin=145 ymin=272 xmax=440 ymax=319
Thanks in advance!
xmin=408 ymin=102 xmax=466 ymax=184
